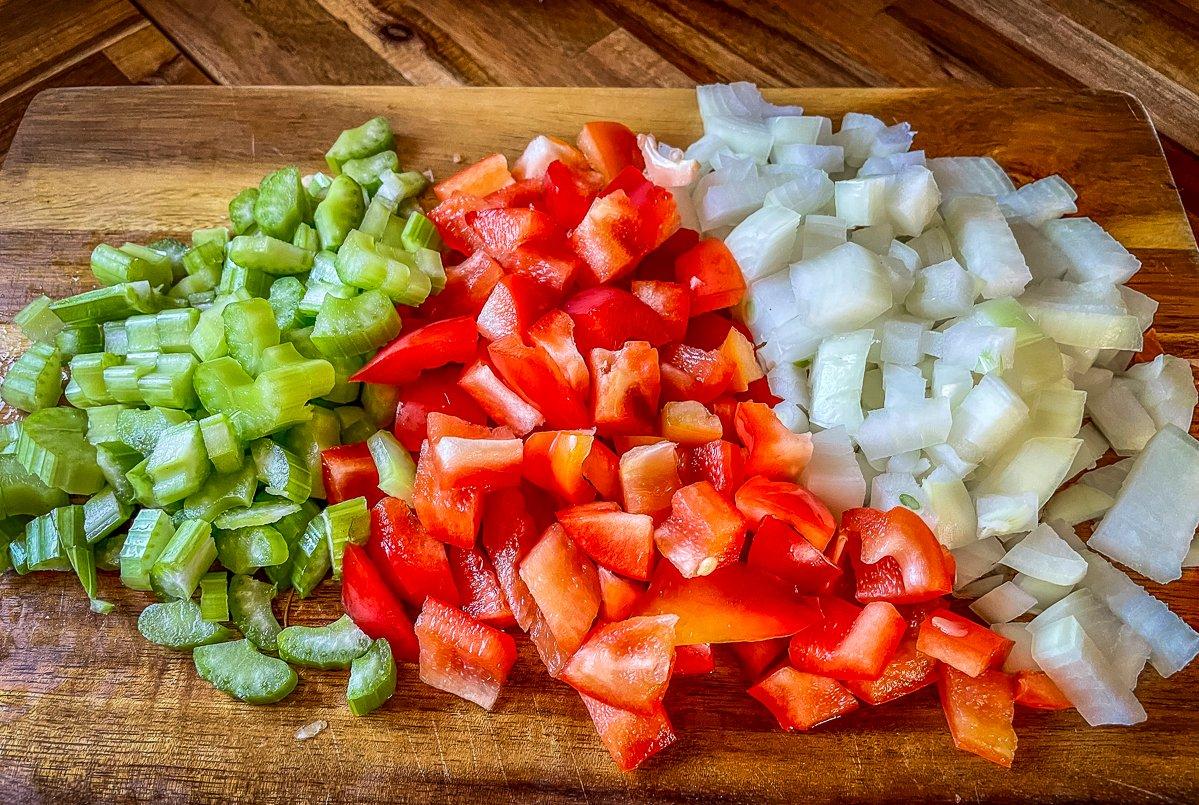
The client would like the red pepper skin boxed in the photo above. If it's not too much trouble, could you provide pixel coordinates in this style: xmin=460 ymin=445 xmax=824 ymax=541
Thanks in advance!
xmin=674 ymin=238 xmax=747 ymax=315
xmin=563 ymin=287 xmax=669 ymax=354
xmin=321 ymin=443 xmax=383 ymax=506
xmin=367 ymin=497 xmax=460 ymax=609
xmin=353 ymin=316 xmax=478 ymax=385
xmin=341 ymin=543 xmax=420 ymax=663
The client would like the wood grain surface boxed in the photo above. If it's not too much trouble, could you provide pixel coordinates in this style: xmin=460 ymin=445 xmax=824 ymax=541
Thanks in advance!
xmin=0 ymin=86 xmax=1197 ymax=803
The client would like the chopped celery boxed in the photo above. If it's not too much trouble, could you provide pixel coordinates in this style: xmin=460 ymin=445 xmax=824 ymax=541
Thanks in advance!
xmin=361 ymin=384 xmax=401 ymax=429
xmin=334 ymin=229 xmax=419 ymax=302
xmin=217 ymin=262 xmax=270 ymax=298
xmin=315 ymin=174 xmax=366 ymax=251
xmin=115 ymin=407 xmax=191 ymax=456
xmin=192 ymin=227 xmax=229 ymax=249
xmin=139 ymin=599 xmax=235 ymax=649
xmin=258 ymin=341 xmax=308 ymax=373
xmin=311 ymin=289 xmax=400 ymax=359
xmin=82 ymin=486 xmax=133 ymax=544
xmin=268 ymin=276 xmax=306 ymax=331
xmin=193 ymin=639 xmax=297 ymax=704
xmin=138 ymin=353 xmax=199 ymax=410
xmin=321 ymin=354 xmax=363 ymax=404
xmin=335 ymin=406 xmax=376 ymax=444
xmin=24 ymin=508 xmax=76 ymax=571
xmin=150 ymin=519 xmax=216 ymax=600
xmin=323 ymin=496 xmax=369 ymax=580
xmin=254 ymin=167 xmax=308 ymax=242
xmin=145 ymin=421 xmax=210 ymax=505
xmin=16 ymin=407 xmax=104 ymax=494
xmin=229 ymin=574 xmax=282 ymax=652
xmin=358 ymin=195 xmax=395 ymax=240
xmin=90 ymin=243 xmax=172 ymax=289
xmin=198 ymin=413 xmax=245 ymax=473
xmin=413 ymin=248 xmax=446 ymax=294
xmin=289 ymin=517 xmax=331 ymax=598
xmin=190 ymin=292 xmax=247 ymax=361
xmin=102 ymin=361 xmax=152 ymax=404
xmin=229 ymin=188 xmax=259 ymax=235
xmin=215 ymin=525 xmax=287 ymax=575
xmin=367 ymin=430 xmax=415 ymax=502
xmin=199 ymin=571 xmax=230 ymax=622
xmin=125 ymin=457 xmax=156 ymax=506
xmin=292 ymin=222 xmax=319 ymax=253
xmin=222 ymin=297 xmax=280 ymax=375
xmin=183 ymin=238 xmax=225 ymax=277
xmin=95 ymin=530 xmax=126 ymax=571
xmin=50 ymin=281 xmax=167 ymax=324
xmin=382 ymin=170 xmax=429 ymax=203
xmin=326 ymin=117 xmax=394 ymax=173
xmin=283 ymin=407 xmax=340 ymax=498
xmin=278 ymin=614 xmax=371 ymax=669
xmin=95 ymin=443 xmax=141 ymax=504
xmin=14 ymin=295 xmax=65 ymax=343
xmin=102 ymin=321 xmax=129 ymax=355
xmin=342 ymin=150 xmax=399 ymax=194
xmin=9 ymin=537 xmax=29 ymax=575
xmin=55 ymin=323 xmax=104 ymax=358
xmin=180 ymin=463 xmax=257 ymax=522
xmin=0 ymin=454 xmax=68 ymax=517
xmin=70 ymin=352 xmax=122 ymax=405
xmin=305 ymin=171 xmax=333 ymax=205
xmin=155 ymin=308 xmax=201 ymax=352
xmin=228 ymin=233 xmax=314 ymax=275
xmin=213 ymin=499 xmax=301 ymax=530
xmin=1 ymin=342 xmax=63 ymax=413
xmin=400 ymin=211 xmax=441 ymax=252
xmin=347 ymin=639 xmax=396 ymax=716
xmin=193 ymin=356 xmax=253 ymax=415
xmin=264 ymin=499 xmax=319 ymax=590
xmin=59 ymin=506 xmax=110 ymax=611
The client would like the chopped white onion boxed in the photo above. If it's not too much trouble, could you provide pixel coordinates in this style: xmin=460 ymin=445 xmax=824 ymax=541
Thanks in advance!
xmin=943 ymin=195 xmax=1032 ymax=299
xmin=808 ymin=329 xmax=873 ymax=432
xmin=1012 ymin=572 xmax=1075 ymax=613
xmin=1041 ymin=217 xmax=1140 ymax=284
xmin=1124 ymin=354 xmax=1198 ymax=432
xmin=1080 ymin=374 xmax=1157 ymax=455
xmin=870 ymin=472 xmax=926 ymax=512
xmin=790 ymin=243 xmax=893 ymax=332
xmin=800 ymin=215 xmax=848 ymax=259
xmin=907 ymin=227 xmax=954 ymax=267
xmin=974 ymin=437 xmax=1082 ymax=508
xmin=927 ymin=156 xmax=1014 ymax=200
xmin=992 ymin=622 xmax=1039 ymax=672
xmin=999 ymin=523 xmax=1087 ymax=585
xmin=856 ymin=398 xmax=951 ymax=461
xmin=975 ymin=492 xmax=1037 ymax=538
xmin=885 ymin=165 xmax=941 ymax=237
xmin=904 ymin=258 xmax=977 ymax=321
xmin=773 ymin=143 xmax=844 ymax=173
xmin=947 ymin=375 xmax=1029 ymax=464
xmin=1031 ymin=616 xmax=1147 ymax=726
xmin=763 ymin=171 xmax=835 ymax=215
xmin=834 ymin=176 xmax=889 ymax=227
xmin=1042 ymin=483 xmax=1114 ymax=526
xmin=997 ymin=175 xmax=1077 ymax=226
xmin=725 ymin=206 xmax=802 ymax=283
xmin=801 ymin=427 xmax=867 ymax=518
xmin=970 ymin=581 xmax=1037 ymax=624
xmin=952 ymin=537 xmax=1006 ymax=587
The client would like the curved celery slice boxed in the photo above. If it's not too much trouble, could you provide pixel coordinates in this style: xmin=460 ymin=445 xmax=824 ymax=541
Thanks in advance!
xmin=214 ymin=499 xmax=301 ymax=531
xmin=342 ymin=150 xmax=399 ymax=195
xmin=23 ymin=508 xmax=75 ymax=571
xmin=50 ymin=281 xmax=168 ymax=324
xmin=199 ymin=570 xmax=230 ymax=623
xmin=90 ymin=243 xmax=172 ymax=289
xmin=277 ymin=614 xmax=371 ymax=669
xmin=283 ymin=407 xmax=340 ymax=498
xmin=70 ymin=352 xmax=123 ymax=406
xmin=229 ymin=188 xmax=259 ymax=235
xmin=1 ymin=342 xmax=63 ymax=413
xmin=315 ymin=174 xmax=365 ymax=252
xmin=347 ymin=639 xmax=396 ymax=716
xmin=254 ymin=167 xmax=308 ymax=242
xmin=140 ymin=599 xmax=235 ymax=649
xmin=0 ymin=454 xmax=68 ymax=517
xmin=56 ymin=323 xmax=104 ymax=359
xmin=198 ymin=413 xmax=244 ymax=474
xmin=366 ymin=430 xmax=415 ymax=503
xmin=95 ymin=443 xmax=141 ymax=505
xmin=323 ymin=497 xmax=369 ymax=581
xmin=194 ymin=639 xmax=297 ymax=704
xmin=229 ymin=574 xmax=282 ymax=652
xmin=115 ymin=407 xmax=191 ymax=456
xmin=145 ymin=421 xmax=210 ymax=505
xmin=289 ymin=517 xmax=331 ymax=598
xmin=335 ymin=406 xmax=376 ymax=444
xmin=228 ymin=233 xmax=314 ymax=275
xmin=326 ymin=117 xmax=394 ymax=173
xmin=263 ymin=499 xmax=319 ymax=590
xmin=222 ymin=297 xmax=280 ymax=375
xmin=251 ymin=440 xmax=311 ymax=502
xmin=14 ymin=295 xmax=65 ymax=343
xmin=16 ymin=408 xmax=103 ymax=495
xmin=138 ymin=353 xmax=199 ymax=410
xmin=311 ymin=289 xmax=400 ymax=359
xmin=268 ymin=276 xmax=306 ymax=331
xmin=215 ymin=525 xmax=287 ymax=575
xmin=181 ymin=463 xmax=257 ymax=522
xmin=82 ymin=486 xmax=133 ymax=544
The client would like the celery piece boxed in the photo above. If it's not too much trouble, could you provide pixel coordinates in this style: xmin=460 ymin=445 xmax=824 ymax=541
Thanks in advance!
xmin=223 ymin=297 xmax=280 ymax=375
xmin=146 ymin=421 xmax=210 ymax=505
xmin=121 ymin=508 xmax=175 ymax=590
xmin=193 ymin=639 xmax=297 ymax=704
xmin=169 ymin=265 xmax=221 ymax=300
xmin=258 ymin=342 xmax=307 ymax=373
xmin=215 ymin=524 xmax=287 ymax=575
xmin=149 ymin=237 xmax=190 ymax=275
xmin=125 ymin=314 xmax=159 ymax=352
xmin=400 ymin=211 xmax=442 ymax=252
xmin=255 ymin=358 xmax=336 ymax=410
xmin=9 ymin=537 xmax=30 ymax=575
xmin=315 ymin=174 xmax=366 ymax=252
xmin=385 ymin=170 xmax=429 ymax=203
xmin=102 ymin=362 xmax=151 ymax=404
xmin=366 ymin=430 xmax=415 ymax=503
xmin=199 ymin=571 xmax=230 ymax=622
xmin=361 ymin=384 xmax=401 ymax=429
xmin=342 ymin=150 xmax=399 ymax=195
xmin=292 ymin=222 xmax=319 ymax=253
xmin=95 ymin=530 xmax=126 ymax=572
xmin=14 ymin=296 xmax=65 ymax=343
xmin=183 ymin=239 xmax=225 ymax=277
xmin=264 ymin=499 xmax=319 ymax=590
xmin=278 ymin=614 xmax=371 ymax=669
xmin=326 ymin=117 xmax=394 ymax=174
xmin=323 ymin=496 xmax=370 ymax=580
xmin=23 ymin=508 xmax=76 ymax=571
xmin=229 ymin=188 xmax=259 ymax=235
xmin=0 ymin=421 xmax=20 ymax=454
xmin=115 ymin=407 xmax=191 ymax=456
xmin=180 ymin=463 xmax=256 ymax=522
xmin=251 ymin=439 xmax=310 ymax=502
xmin=322 ymin=355 xmax=363 ymax=405
xmin=156 ymin=308 xmax=201 ymax=352
xmin=70 ymin=352 xmax=122 ymax=405
xmin=334 ymin=229 xmax=414 ymax=301
xmin=228 ymin=233 xmax=314 ymax=276
xmin=335 ymin=406 xmax=376 ymax=444
xmin=193 ymin=356 xmax=253 ymax=415
xmin=229 ymin=573 xmax=281 ymax=652
xmin=96 ymin=443 xmax=141 ymax=504
xmin=383 ymin=248 xmax=431 ymax=306
xmin=347 ymin=639 xmax=396 ymax=716
xmin=55 ymin=323 xmax=104 ymax=358
xmin=268 ymin=276 xmax=306 ymax=331
xmin=82 ymin=486 xmax=132 ymax=544
xmin=1 ymin=342 xmax=63 ymax=413
xmin=413 ymin=247 xmax=446 ymax=295
xmin=139 ymin=353 xmax=199 ymax=410
xmin=139 ymin=599 xmax=235 ymax=649
xmin=254 ymin=167 xmax=308 ymax=242
xmin=63 ymin=377 xmax=96 ymax=409
xmin=305 ymin=172 xmax=333 ymax=205
xmin=217 ymin=259 xmax=270 ymax=298
xmin=0 ymin=457 xmax=58 ymax=520
xmin=16 ymin=408 xmax=104 ymax=495
xmin=91 ymin=243 xmax=172 ymax=289
xmin=357 ymin=195 xmax=395 ymax=240
xmin=283 ymin=406 xmax=340 ymax=498
xmin=59 ymin=506 xmax=110 ymax=611
xmin=193 ymin=227 xmax=230 ymax=249
xmin=298 ymin=280 xmax=356 ymax=324
xmin=125 ymin=457 xmax=157 ymax=506
xmin=190 ymin=292 xmax=249 ymax=361
xmin=213 ymin=499 xmax=301 ymax=531
xmin=311 ymin=290 xmax=400 ymax=359
xmin=150 ymin=519 xmax=216 ymax=600
xmin=121 ymin=242 xmax=175 ymax=283
xmin=289 ymin=517 xmax=330 ymax=598
xmin=102 ymin=321 xmax=129 ymax=355
xmin=198 ymin=413 xmax=244 ymax=473
xmin=50 ymin=281 xmax=163 ymax=324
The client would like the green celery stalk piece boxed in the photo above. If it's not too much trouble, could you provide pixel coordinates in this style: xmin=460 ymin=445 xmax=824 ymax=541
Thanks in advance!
xmin=16 ymin=407 xmax=104 ymax=495
xmin=366 ymin=430 xmax=415 ymax=503
xmin=277 ymin=614 xmax=371 ymax=669
xmin=229 ymin=574 xmax=282 ymax=653
xmin=254 ymin=167 xmax=308 ymax=242
xmin=314 ymin=174 xmax=366 ymax=252
xmin=229 ymin=188 xmax=259 ymax=235
xmin=139 ymin=599 xmax=236 ymax=649
xmin=325 ymin=117 xmax=394 ymax=174
xmin=199 ymin=571 xmax=230 ymax=623
xmin=193 ymin=639 xmax=297 ymax=704
xmin=13 ymin=296 xmax=65 ymax=343
xmin=180 ymin=463 xmax=257 ymax=522
xmin=347 ymin=639 xmax=396 ymax=716
xmin=82 ymin=486 xmax=133 ymax=544
xmin=222 ymin=297 xmax=280 ymax=375
xmin=149 ymin=519 xmax=216 ymax=600
xmin=1 ymin=342 xmax=64 ymax=413
xmin=215 ymin=525 xmax=287 ymax=575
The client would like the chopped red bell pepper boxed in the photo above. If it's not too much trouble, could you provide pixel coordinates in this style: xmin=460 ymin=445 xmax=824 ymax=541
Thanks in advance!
xmin=563 ymin=287 xmax=668 ymax=354
xmin=476 ymin=273 xmax=557 ymax=342
xmin=421 ymin=251 xmax=504 ymax=319
xmin=321 ymin=442 xmax=383 ymax=506
xmin=673 ymin=643 xmax=716 ymax=676
xmin=352 ymin=316 xmax=478 ymax=385
xmin=1013 ymin=670 xmax=1072 ymax=710
xmin=842 ymin=638 xmax=939 ymax=705
xmin=659 ymin=343 xmax=733 ymax=404
xmin=730 ymin=638 xmax=788 ymax=683
xmin=618 ymin=441 xmax=680 ymax=517
xmin=433 ymin=152 xmax=514 ymax=201
xmin=938 ymin=665 xmax=1017 ymax=768
xmin=637 ymin=562 xmax=820 ymax=645
xmin=519 ymin=523 xmax=601 ymax=665
xmin=513 ymin=134 xmax=590 ymax=181
xmin=843 ymin=507 xmax=956 ymax=605
xmin=467 ymin=206 xmax=557 ymax=260
xmin=431 ymin=435 xmax=524 ymax=490
xmin=719 ymin=328 xmax=764 ymax=393
xmin=579 ymin=692 xmax=677 ymax=772
xmin=482 ymin=177 xmax=544 ymax=209
xmin=528 ymin=310 xmax=589 ymax=396
xmin=654 ymin=481 xmax=747 ymax=578
xmin=597 ymin=566 xmax=644 ymax=622
xmin=412 ymin=441 xmax=483 ymax=549
xmin=583 ymin=439 xmax=621 ymax=500
xmin=735 ymin=475 xmax=837 ymax=551
xmin=480 ymin=486 xmax=544 ymax=632
xmin=367 ymin=497 xmax=460 ymax=609
xmin=674 ymin=237 xmax=747 ymax=315
xmin=415 ymin=597 xmax=518 ymax=711
xmin=557 ymin=501 xmax=655 ymax=581
xmin=522 ymin=429 xmax=597 ymax=504
xmin=677 ymin=439 xmax=745 ymax=498
xmin=341 ymin=543 xmax=420 ymax=663
xmin=425 ymin=411 xmax=512 ymax=441
xmin=591 ymin=341 xmax=661 ymax=437
xmin=613 ymin=435 xmax=667 ymax=453
xmin=428 ymin=193 xmax=489 ymax=255
xmin=734 ymin=402 xmax=813 ymax=482
xmin=570 ymin=190 xmax=645 ymax=286
xmin=749 ymin=666 xmax=859 ymax=732
xmin=543 ymin=159 xmax=602 ymax=229
xmin=576 ymin=121 xmax=643 ymax=184
xmin=789 ymin=598 xmax=907 ymax=680
xmin=562 ymin=614 xmax=678 ymax=714
xmin=916 ymin=609 xmax=1013 ymax=678
xmin=660 ymin=401 xmax=723 ymax=446
xmin=447 ymin=546 xmax=516 ymax=628
xmin=630 ymin=280 xmax=690 ymax=343
xmin=457 ymin=361 xmax=545 ymax=436
xmin=488 ymin=335 xmax=589 ymax=429
xmin=500 ymin=243 xmax=582 ymax=294
xmin=636 ymin=227 xmax=700 ymax=283
xmin=392 ymin=365 xmax=489 ymax=452
xmin=746 ymin=515 xmax=841 ymax=595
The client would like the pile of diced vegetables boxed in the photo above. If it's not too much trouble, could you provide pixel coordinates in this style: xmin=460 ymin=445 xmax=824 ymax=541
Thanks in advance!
xmin=1 ymin=83 xmax=1197 ymax=773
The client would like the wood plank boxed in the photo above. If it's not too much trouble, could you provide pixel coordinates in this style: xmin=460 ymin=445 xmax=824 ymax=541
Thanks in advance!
xmin=0 ymin=86 xmax=1196 ymax=803
xmin=101 ymin=23 xmax=210 ymax=86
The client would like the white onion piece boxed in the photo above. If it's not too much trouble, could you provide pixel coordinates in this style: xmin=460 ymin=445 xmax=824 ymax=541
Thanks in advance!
xmin=801 ymin=427 xmax=867 ymax=519
xmin=800 ymin=215 xmax=848 ymax=259
xmin=834 ymin=176 xmax=889 ymax=227
xmin=928 ymin=362 xmax=972 ymax=412
xmin=768 ymin=115 xmax=829 ymax=150
xmin=767 ymin=361 xmax=809 ymax=412
xmin=998 ymin=175 xmax=1078 ymax=226
xmin=1081 ymin=375 xmax=1158 ymax=456
xmin=831 ymin=114 xmax=885 ymax=167
xmin=921 ymin=466 xmax=977 ymax=549
xmin=697 ymin=81 xmax=772 ymax=120
xmin=947 ymin=375 xmax=1029 ymax=464
xmin=1077 ymin=459 xmax=1133 ymax=498
xmin=1124 ymin=354 xmax=1198 ymax=432
xmin=1009 ymin=221 xmax=1071 ymax=281
xmin=976 ymin=492 xmax=1037 ymax=538
xmin=860 ymin=368 xmax=884 ymax=413
xmin=1042 ymin=483 xmax=1114 ymax=526
xmin=849 ymin=223 xmax=895 ymax=254
xmin=999 ymin=523 xmax=1087 ymax=585
xmin=1020 ymin=280 xmax=1143 ymax=351
xmin=952 ymin=537 xmax=1007 ymax=587
xmin=773 ymin=143 xmax=844 ymax=173
xmin=888 ymin=239 xmax=921 ymax=274
xmin=879 ymin=319 xmax=926 ymax=366
xmin=927 ymin=156 xmax=1015 ymax=200
xmin=1002 ymin=337 xmax=1067 ymax=397
xmin=885 ymin=165 xmax=940 ymax=237
xmin=907 ymin=227 xmax=954 ymax=267
xmin=694 ymin=172 xmax=783 ymax=230
xmin=763 ymin=171 xmax=835 ymax=215
xmin=1117 ymin=285 xmax=1159 ymax=332
xmin=886 ymin=451 xmax=930 ymax=476
xmin=1012 ymin=572 xmax=1074 ymax=613
xmin=905 ymin=259 xmax=977 ymax=320
xmin=1089 ymin=425 xmax=1199 ymax=584
xmin=975 ymin=437 xmax=1082 ymax=508
xmin=856 ymin=398 xmax=951 ymax=461
xmin=725 ymin=206 xmax=802 ymax=283
xmin=993 ymin=622 xmax=1039 ymax=672
xmin=636 ymin=134 xmax=699 ymax=188
xmin=870 ymin=472 xmax=926 ymax=513
xmin=773 ymin=402 xmax=809 ymax=433
xmin=881 ymin=364 xmax=927 ymax=407
xmin=859 ymin=150 xmax=926 ymax=177
xmin=871 ymin=122 xmax=915 ymax=158
xmin=1032 ymin=616 xmax=1147 ymax=726
xmin=970 ymin=581 xmax=1037 ymax=624
xmin=790 ymin=243 xmax=893 ymax=332
xmin=1041 ymin=217 xmax=1140 ymax=284
xmin=1064 ymin=423 xmax=1108 ymax=480
xmin=943 ymin=195 xmax=1033 ymax=299
xmin=1110 ymin=625 xmax=1152 ymax=691
xmin=704 ymin=117 xmax=772 ymax=163
xmin=925 ymin=442 xmax=977 ymax=480
xmin=934 ymin=321 xmax=1016 ymax=373
xmin=684 ymin=132 xmax=730 ymax=166
xmin=756 ymin=316 xmax=824 ymax=371
xmin=808 ymin=329 xmax=873 ymax=432
xmin=742 ymin=270 xmax=798 ymax=335
xmin=954 ymin=573 xmax=1007 ymax=600
xmin=1025 ymin=384 xmax=1085 ymax=440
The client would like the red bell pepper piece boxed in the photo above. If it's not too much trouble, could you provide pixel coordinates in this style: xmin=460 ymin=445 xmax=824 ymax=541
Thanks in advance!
xmin=457 ymin=361 xmax=545 ymax=436
xmin=579 ymin=692 xmax=677 ymax=772
xmin=570 ymin=190 xmax=644 ymax=285
xmin=352 ymin=316 xmax=478 ymax=385
xmin=916 ymin=609 xmax=1013 ymax=678
xmin=659 ymin=343 xmax=734 ymax=404
xmin=476 ymin=272 xmax=557 ymax=343
xmin=613 ymin=435 xmax=667 ymax=454
xmin=749 ymin=666 xmax=859 ymax=732
xmin=747 ymin=515 xmax=841 ymax=595
xmin=677 ymin=439 xmax=744 ymax=498
xmin=600 ymin=167 xmax=681 ymax=252
xmin=583 ymin=439 xmax=621 ymax=500
xmin=367 ymin=497 xmax=460 ymax=609
xmin=433 ymin=152 xmax=514 ymax=201
xmin=636 ymin=227 xmax=700 ymax=283
xmin=421 ymin=251 xmax=504 ymax=319
xmin=519 ymin=523 xmax=601 ymax=665
xmin=528 ymin=310 xmax=590 ymax=396
xmin=597 ymin=566 xmax=644 ymax=623
xmin=938 ymin=665 xmax=1017 ymax=768
xmin=684 ymin=312 xmax=736 ymax=350
xmin=522 ymin=429 xmax=597 ymax=504
xmin=480 ymin=486 xmax=545 ymax=632
xmin=730 ymin=638 xmax=788 ymax=683
xmin=630 ymin=280 xmax=690 ymax=343
xmin=562 ymin=614 xmax=677 ymax=714
xmin=659 ymin=401 xmax=723 ymax=446
xmin=341 ymin=543 xmax=420 ymax=662
xmin=735 ymin=475 xmax=836 ymax=552
xmin=412 ymin=442 xmax=483 ymax=549
xmin=789 ymin=598 xmax=907 ymax=680
xmin=447 ymin=546 xmax=516 ymax=628
xmin=483 ymin=177 xmax=544 ymax=209
xmin=513 ymin=134 xmax=590 ymax=181
xmin=563 ymin=287 xmax=668 ymax=354
xmin=655 ymin=481 xmax=747 ymax=579
xmin=734 ymin=402 xmax=813 ymax=482
xmin=576 ymin=121 xmax=643 ymax=184
xmin=1013 ymin=670 xmax=1072 ymax=710
xmin=321 ymin=443 xmax=383 ymax=506
xmin=500 ymin=243 xmax=582 ymax=294
xmin=618 ymin=441 xmax=680 ymax=517
xmin=431 ymin=435 xmax=524 ymax=490
xmin=488 ymin=335 xmax=589 ymax=429
xmin=1133 ymin=326 xmax=1164 ymax=364
xmin=673 ymin=643 xmax=716 ymax=676
xmin=557 ymin=501 xmax=655 ymax=581
xmin=415 ymin=597 xmax=518 ymax=711
xmin=543 ymin=159 xmax=602 ymax=229
xmin=468 ymin=206 xmax=557 ymax=260
xmin=391 ymin=365 xmax=489 ymax=452
xmin=428 ymin=193 xmax=489 ymax=255
xmin=674 ymin=237 xmax=747 ymax=315
xmin=842 ymin=638 xmax=939 ymax=705
xmin=637 ymin=562 xmax=820 ymax=645
xmin=591 ymin=341 xmax=661 ymax=437
xmin=425 ymin=411 xmax=513 ymax=441
xmin=719 ymin=328 xmax=764 ymax=393
xmin=843 ymin=507 xmax=956 ymax=605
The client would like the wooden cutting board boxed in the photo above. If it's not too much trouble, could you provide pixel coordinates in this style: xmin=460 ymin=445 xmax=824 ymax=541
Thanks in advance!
xmin=0 ymin=87 xmax=1197 ymax=804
